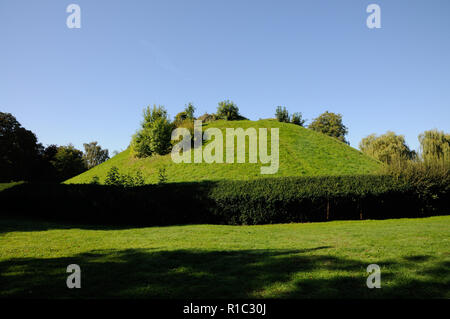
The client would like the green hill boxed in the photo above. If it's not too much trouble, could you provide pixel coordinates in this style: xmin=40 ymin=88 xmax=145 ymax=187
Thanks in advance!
xmin=66 ymin=120 xmax=381 ymax=184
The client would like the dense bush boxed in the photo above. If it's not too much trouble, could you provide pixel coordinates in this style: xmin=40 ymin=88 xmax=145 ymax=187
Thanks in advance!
xmin=381 ymin=159 xmax=449 ymax=215
xmin=359 ymin=132 xmax=416 ymax=164
xmin=104 ymin=166 xmax=146 ymax=187
xmin=197 ymin=113 xmax=217 ymax=123
xmin=309 ymin=111 xmax=349 ymax=144
xmin=275 ymin=106 xmax=290 ymax=123
xmin=131 ymin=105 xmax=174 ymax=157
xmin=1 ymin=175 xmax=447 ymax=226
xmin=291 ymin=112 xmax=305 ymax=127
xmin=216 ymin=100 xmax=246 ymax=121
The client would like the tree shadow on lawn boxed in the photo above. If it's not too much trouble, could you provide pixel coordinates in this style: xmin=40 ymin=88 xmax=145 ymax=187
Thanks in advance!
xmin=1 ymin=247 xmax=448 ymax=299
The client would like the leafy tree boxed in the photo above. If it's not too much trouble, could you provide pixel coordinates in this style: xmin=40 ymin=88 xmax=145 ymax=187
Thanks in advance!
xmin=0 ymin=112 xmax=44 ymax=181
xmin=134 ymin=170 xmax=145 ymax=186
xmin=51 ymin=144 xmax=87 ymax=181
xmin=184 ymin=102 xmax=196 ymax=120
xmin=359 ymin=131 xmax=415 ymax=164
xmin=131 ymin=105 xmax=174 ymax=157
xmin=36 ymin=144 xmax=60 ymax=182
xmin=216 ymin=100 xmax=244 ymax=121
xmin=418 ymin=129 xmax=450 ymax=163
xmin=174 ymin=102 xmax=196 ymax=127
xmin=308 ymin=111 xmax=349 ymax=144
xmin=104 ymin=166 xmax=122 ymax=186
xmin=90 ymin=175 xmax=100 ymax=185
xmin=174 ymin=111 xmax=188 ymax=126
xmin=275 ymin=106 xmax=289 ymax=123
xmin=291 ymin=112 xmax=306 ymax=126
xmin=83 ymin=141 xmax=109 ymax=169
xmin=104 ymin=167 xmax=146 ymax=187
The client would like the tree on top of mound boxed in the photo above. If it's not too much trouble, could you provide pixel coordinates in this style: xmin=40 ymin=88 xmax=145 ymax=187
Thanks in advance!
xmin=308 ymin=111 xmax=349 ymax=144
xmin=131 ymin=105 xmax=174 ymax=158
xmin=216 ymin=100 xmax=247 ymax=121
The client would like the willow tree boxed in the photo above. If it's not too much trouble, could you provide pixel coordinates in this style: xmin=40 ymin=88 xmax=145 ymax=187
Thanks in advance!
xmin=419 ymin=129 xmax=450 ymax=163
xmin=359 ymin=131 xmax=415 ymax=164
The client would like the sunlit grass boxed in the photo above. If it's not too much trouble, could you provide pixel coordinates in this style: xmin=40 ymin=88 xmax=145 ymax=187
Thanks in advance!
xmin=0 ymin=216 xmax=448 ymax=298
xmin=65 ymin=120 xmax=381 ymax=184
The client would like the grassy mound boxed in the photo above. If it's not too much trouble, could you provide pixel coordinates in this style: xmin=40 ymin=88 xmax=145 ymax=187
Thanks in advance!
xmin=66 ymin=120 xmax=381 ymax=184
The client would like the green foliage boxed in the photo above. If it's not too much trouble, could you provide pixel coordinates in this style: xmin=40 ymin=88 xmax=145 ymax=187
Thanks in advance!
xmin=105 ymin=166 xmax=146 ymax=187
xmin=184 ymin=102 xmax=196 ymax=120
xmin=131 ymin=105 xmax=174 ymax=158
xmin=275 ymin=106 xmax=290 ymax=123
xmin=381 ymin=156 xmax=449 ymax=214
xmin=51 ymin=144 xmax=87 ymax=181
xmin=197 ymin=113 xmax=217 ymax=123
xmin=83 ymin=142 xmax=109 ymax=169
xmin=174 ymin=111 xmax=188 ymax=126
xmin=291 ymin=112 xmax=305 ymax=126
xmin=134 ymin=170 xmax=145 ymax=186
xmin=309 ymin=111 xmax=349 ymax=144
xmin=158 ymin=167 xmax=168 ymax=184
xmin=90 ymin=175 xmax=100 ymax=185
xmin=359 ymin=131 xmax=415 ymax=164
xmin=0 ymin=112 xmax=43 ymax=182
xmin=4 ymin=175 xmax=448 ymax=226
xmin=216 ymin=100 xmax=244 ymax=120
xmin=104 ymin=166 xmax=122 ymax=186
xmin=419 ymin=129 xmax=450 ymax=164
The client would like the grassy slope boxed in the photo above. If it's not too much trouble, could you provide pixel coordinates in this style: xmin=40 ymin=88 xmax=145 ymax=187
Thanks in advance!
xmin=66 ymin=120 xmax=381 ymax=184
xmin=0 ymin=216 xmax=448 ymax=298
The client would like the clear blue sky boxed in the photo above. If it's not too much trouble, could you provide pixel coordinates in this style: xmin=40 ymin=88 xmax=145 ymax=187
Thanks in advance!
xmin=1 ymin=0 xmax=449 ymax=153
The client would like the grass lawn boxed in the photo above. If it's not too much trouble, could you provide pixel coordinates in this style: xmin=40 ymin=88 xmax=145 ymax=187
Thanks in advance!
xmin=0 ymin=216 xmax=448 ymax=299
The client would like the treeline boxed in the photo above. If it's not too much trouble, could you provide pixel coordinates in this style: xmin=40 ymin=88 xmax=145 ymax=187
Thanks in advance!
xmin=0 ymin=112 xmax=109 ymax=182
xmin=130 ymin=100 xmax=247 ymax=158
xmin=1 ymin=174 xmax=448 ymax=226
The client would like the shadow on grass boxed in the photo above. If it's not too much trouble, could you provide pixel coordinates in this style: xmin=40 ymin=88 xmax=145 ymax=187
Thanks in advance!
xmin=0 ymin=248 xmax=447 ymax=299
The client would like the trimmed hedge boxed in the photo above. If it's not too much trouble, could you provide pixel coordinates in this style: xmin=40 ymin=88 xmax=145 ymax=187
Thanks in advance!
xmin=0 ymin=175 xmax=448 ymax=226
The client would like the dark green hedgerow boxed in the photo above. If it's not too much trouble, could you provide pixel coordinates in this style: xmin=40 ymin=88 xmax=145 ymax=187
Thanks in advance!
xmin=0 ymin=175 xmax=448 ymax=226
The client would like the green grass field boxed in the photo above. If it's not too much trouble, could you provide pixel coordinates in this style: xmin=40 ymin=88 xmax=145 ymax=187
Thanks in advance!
xmin=1 ymin=216 xmax=448 ymax=299
xmin=66 ymin=120 xmax=381 ymax=184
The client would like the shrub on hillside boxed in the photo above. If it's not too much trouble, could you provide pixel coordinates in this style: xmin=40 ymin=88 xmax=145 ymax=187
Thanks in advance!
xmin=197 ymin=113 xmax=217 ymax=123
xmin=309 ymin=111 xmax=349 ymax=144
xmin=131 ymin=105 xmax=174 ymax=158
xmin=216 ymin=100 xmax=246 ymax=121
xmin=291 ymin=112 xmax=306 ymax=126
xmin=275 ymin=106 xmax=289 ymax=123
xmin=104 ymin=166 xmax=146 ymax=187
